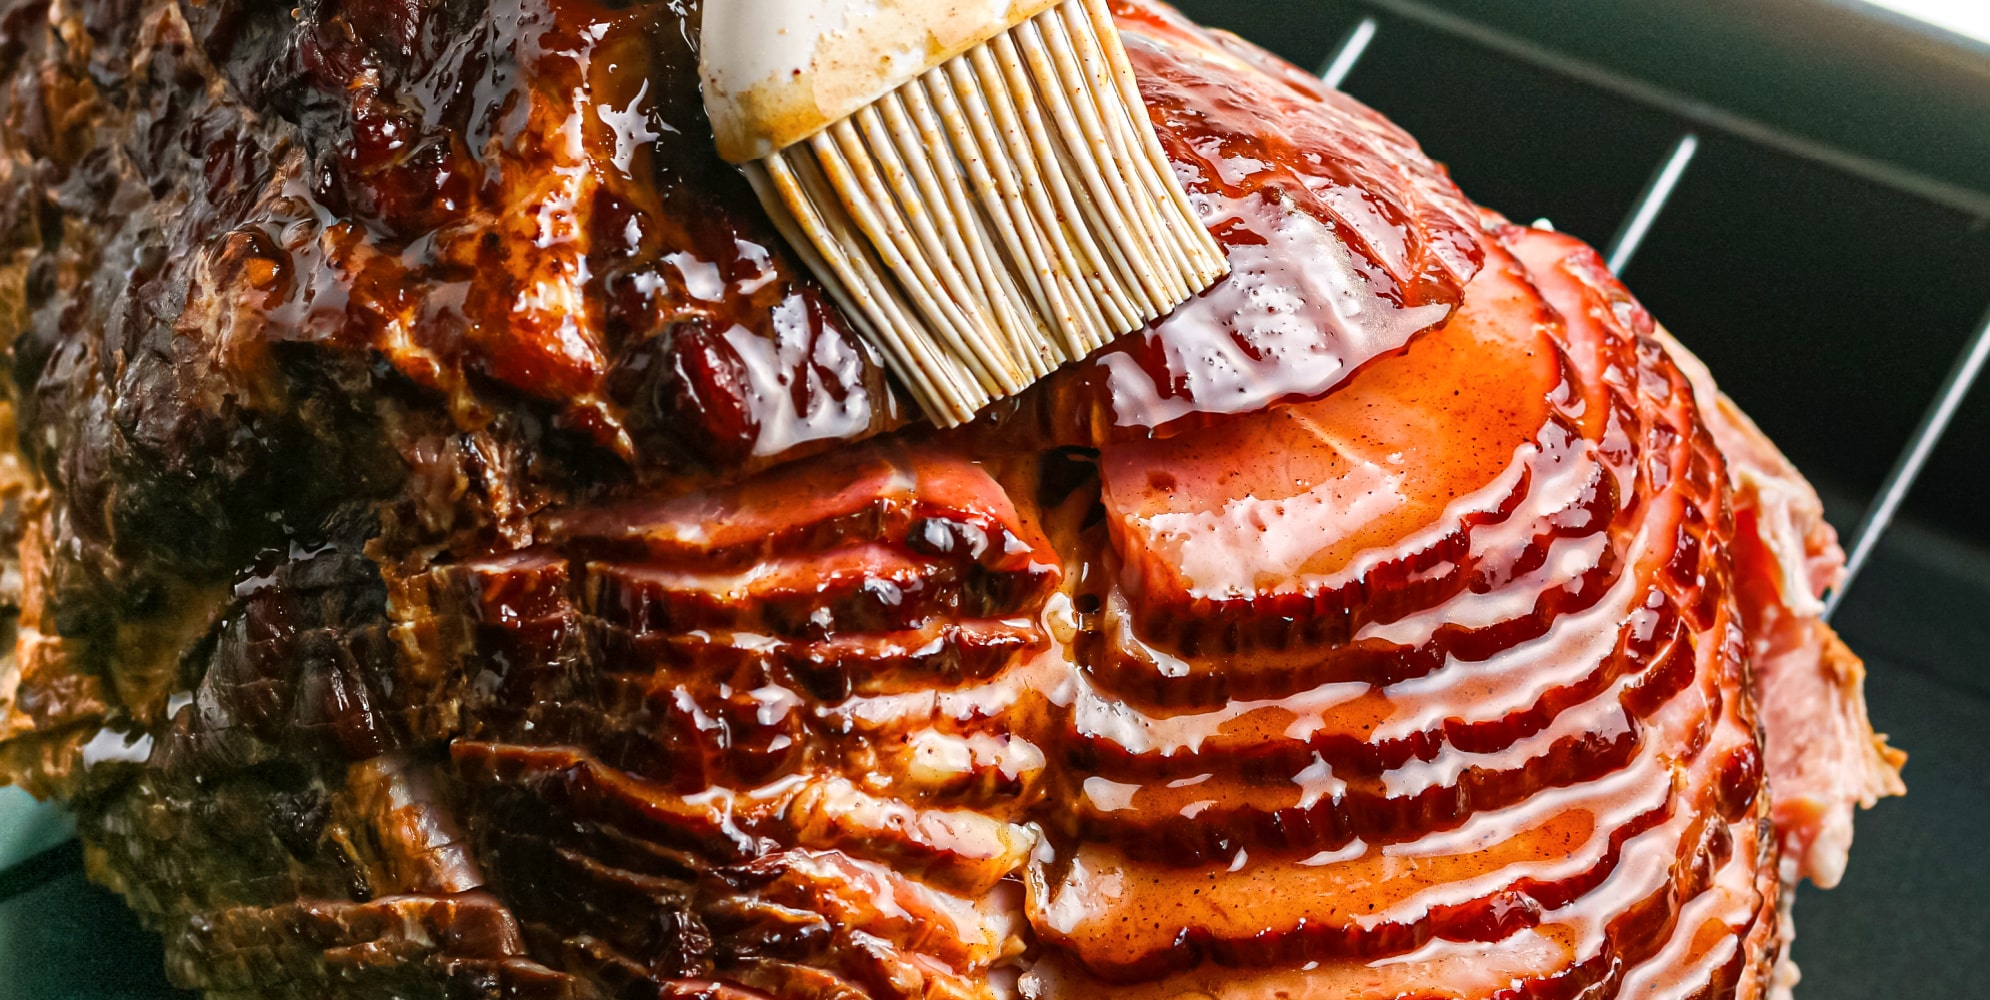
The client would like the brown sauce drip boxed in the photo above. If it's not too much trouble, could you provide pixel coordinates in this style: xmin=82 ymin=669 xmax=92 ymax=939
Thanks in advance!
xmin=1034 ymin=1 xmax=1484 ymax=443
xmin=184 ymin=0 xmax=1488 ymax=483
xmin=352 ymin=219 xmax=1772 ymax=998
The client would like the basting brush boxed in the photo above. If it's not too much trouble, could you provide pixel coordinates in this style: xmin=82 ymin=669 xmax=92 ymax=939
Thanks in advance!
xmin=700 ymin=0 xmax=1229 ymax=427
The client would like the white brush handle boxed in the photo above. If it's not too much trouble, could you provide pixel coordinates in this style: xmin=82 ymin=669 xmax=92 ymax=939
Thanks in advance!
xmin=702 ymin=0 xmax=1063 ymax=163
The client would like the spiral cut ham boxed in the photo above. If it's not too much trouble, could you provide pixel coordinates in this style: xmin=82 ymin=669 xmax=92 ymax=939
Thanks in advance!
xmin=0 ymin=0 xmax=1899 ymax=998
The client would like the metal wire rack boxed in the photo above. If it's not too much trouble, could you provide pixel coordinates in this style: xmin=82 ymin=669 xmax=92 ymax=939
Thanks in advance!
xmin=1308 ymin=0 xmax=1990 ymax=618
xmin=3 ymin=0 xmax=1988 ymax=994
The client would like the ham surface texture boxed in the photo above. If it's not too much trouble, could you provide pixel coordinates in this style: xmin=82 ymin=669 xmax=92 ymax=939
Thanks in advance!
xmin=0 ymin=0 xmax=1900 ymax=998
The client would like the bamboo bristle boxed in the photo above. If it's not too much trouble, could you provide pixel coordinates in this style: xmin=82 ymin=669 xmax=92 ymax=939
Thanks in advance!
xmin=751 ymin=0 xmax=1228 ymax=427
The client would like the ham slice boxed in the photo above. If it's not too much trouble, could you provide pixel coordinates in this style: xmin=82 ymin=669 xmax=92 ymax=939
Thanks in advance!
xmin=0 ymin=0 xmax=1900 ymax=997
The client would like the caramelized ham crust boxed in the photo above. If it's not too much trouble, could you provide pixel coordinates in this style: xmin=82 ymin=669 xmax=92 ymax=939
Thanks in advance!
xmin=0 ymin=1 xmax=1898 ymax=999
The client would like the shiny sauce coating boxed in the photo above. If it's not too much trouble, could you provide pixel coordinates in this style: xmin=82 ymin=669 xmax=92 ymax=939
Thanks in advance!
xmin=190 ymin=0 xmax=1485 ymax=481
xmin=363 ymin=217 xmax=1776 ymax=999
xmin=0 ymin=0 xmax=1798 ymax=998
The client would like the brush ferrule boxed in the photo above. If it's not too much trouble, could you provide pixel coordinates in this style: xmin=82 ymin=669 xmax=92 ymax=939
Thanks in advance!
xmin=703 ymin=0 xmax=1065 ymax=164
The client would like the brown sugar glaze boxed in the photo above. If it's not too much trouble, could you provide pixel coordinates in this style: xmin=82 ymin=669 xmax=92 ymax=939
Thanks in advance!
xmin=207 ymin=0 xmax=1484 ymax=471
xmin=394 ymin=19 xmax=1763 ymax=990
xmin=0 ymin=0 xmax=1851 ymax=997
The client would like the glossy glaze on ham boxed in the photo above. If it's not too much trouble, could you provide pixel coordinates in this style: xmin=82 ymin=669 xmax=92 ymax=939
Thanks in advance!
xmin=0 ymin=0 xmax=1901 ymax=998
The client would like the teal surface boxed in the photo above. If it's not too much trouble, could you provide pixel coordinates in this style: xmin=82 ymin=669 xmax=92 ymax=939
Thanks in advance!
xmin=0 ymin=791 xmax=184 ymax=999
xmin=0 ymin=787 xmax=75 ymax=871
xmin=0 ymin=869 xmax=187 ymax=1000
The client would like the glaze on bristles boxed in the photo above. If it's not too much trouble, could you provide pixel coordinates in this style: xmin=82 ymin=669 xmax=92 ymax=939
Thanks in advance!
xmin=736 ymin=0 xmax=1228 ymax=427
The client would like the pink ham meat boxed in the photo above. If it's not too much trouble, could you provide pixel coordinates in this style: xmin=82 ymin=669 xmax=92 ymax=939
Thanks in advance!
xmin=0 ymin=0 xmax=1899 ymax=998
xmin=1032 ymin=220 xmax=1770 ymax=999
xmin=1656 ymin=333 xmax=1907 ymax=894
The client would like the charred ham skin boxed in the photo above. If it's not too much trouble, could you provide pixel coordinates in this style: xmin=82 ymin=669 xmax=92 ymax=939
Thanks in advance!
xmin=0 ymin=1 xmax=1899 ymax=1000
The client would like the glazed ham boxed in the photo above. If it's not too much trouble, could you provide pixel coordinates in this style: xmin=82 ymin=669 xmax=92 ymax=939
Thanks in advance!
xmin=0 ymin=0 xmax=1899 ymax=998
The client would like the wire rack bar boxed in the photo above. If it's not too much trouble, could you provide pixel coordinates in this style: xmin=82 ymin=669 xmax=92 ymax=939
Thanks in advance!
xmin=1606 ymin=133 xmax=1700 ymax=273
xmin=1331 ymin=0 xmax=1990 ymax=623
xmin=1828 ymin=301 xmax=1990 ymax=619
xmin=1351 ymin=0 xmax=1990 ymax=220
xmin=1321 ymin=15 xmax=1382 ymax=88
